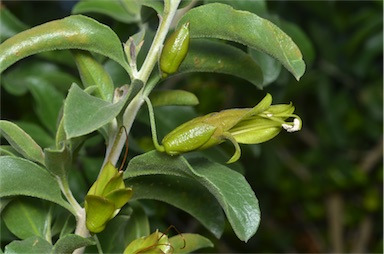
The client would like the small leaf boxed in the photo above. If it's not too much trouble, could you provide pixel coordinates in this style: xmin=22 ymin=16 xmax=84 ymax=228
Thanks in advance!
xmin=0 ymin=156 xmax=73 ymax=213
xmin=4 ymin=236 xmax=52 ymax=254
xmin=149 ymin=90 xmax=199 ymax=107
xmin=179 ymin=39 xmax=263 ymax=88
xmin=63 ymin=83 xmax=129 ymax=139
xmin=52 ymin=234 xmax=95 ymax=254
xmin=44 ymin=143 xmax=72 ymax=180
xmin=72 ymin=0 xmax=140 ymax=23
xmin=2 ymin=197 xmax=50 ymax=240
xmin=72 ymin=50 xmax=115 ymax=102
xmin=0 ymin=15 xmax=130 ymax=73
xmin=0 ymin=120 xmax=45 ymax=165
xmin=168 ymin=233 xmax=214 ymax=253
xmin=179 ymin=3 xmax=305 ymax=80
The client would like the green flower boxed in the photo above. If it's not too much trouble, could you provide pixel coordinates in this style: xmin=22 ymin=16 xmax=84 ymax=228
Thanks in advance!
xmin=85 ymin=162 xmax=132 ymax=233
xmin=155 ymin=93 xmax=302 ymax=163
xmin=124 ymin=230 xmax=171 ymax=254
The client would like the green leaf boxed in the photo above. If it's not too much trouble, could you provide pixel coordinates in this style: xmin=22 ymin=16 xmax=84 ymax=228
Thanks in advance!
xmin=72 ymin=50 xmax=115 ymax=102
xmin=178 ymin=3 xmax=305 ymax=80
xmin=52 ymin=234 xmax=95 ymax=254
xmin=149 ymin=90 xmax=199 ymax=107
xmin=0 ymin=156 xmax=73 ymax=213
xmin=27 ymin=81 xmax=65 ymax=134
xmin=4 ymin=236 xmax=52 ymax=254
xmin=0 ymin=15 xmax=130 ymax=74
xmin=44 ymin=143 xmax=72 ymax=180
xmin=1 ymin=61 xmax=77 ymax=96
xmin=14 ymin=121 xmax=55 ymax=148
xmin=186 ymin=158 xmax=260 ymax=242
xmin=125 ymin=152 xmax=225 ymax=238
xmin=63 ymin=83 xmax=129 ymax=139
xmin=72 ymin=0 xmax=140 ymax=23
xmin=179 ymin=39 xmax=264 ymax=88
xmin=123 ymin=202 xmax=150 ymax=245
xmin=2 ymin=197 xmax=51 ymax=240
xmin=0 ymin=120 xmax=45 ymax=165
xmin=249 ymin=48 xmax=282 ymax=86
xmin=169 ymin=233 xmax=214 ymax=253
xmin=204 ymin=0 xmax=268 ymax=16
xmin=0 ymin=7 xmax=28 ymax=42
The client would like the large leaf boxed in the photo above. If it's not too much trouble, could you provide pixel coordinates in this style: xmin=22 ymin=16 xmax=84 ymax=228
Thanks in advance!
xmin=179 ymin=39 xmax=264 ymax=88
xmin=178 ymin=3 xmax=305 ymax=80
xmin=63 ymin=83 xmax=129 ymax=139
xmin=2 ymin=197 xmax=51 ymax=240
xmin=0 ymin=120 xmax=45 ymax=165
xmin=124 ymin=152 xmax=225 ymax=238
xmin=4 ymin=236 xmax=52 ymax=254
xmin=0 ymin=156 xmax=73 ymax=213
xmin=125 ymin=151 xmax=260 ymax=242
xmin=186 ymin=158 xmax=260 ymax=242
xmin=0 ymin=15 xmax=130 ymax=73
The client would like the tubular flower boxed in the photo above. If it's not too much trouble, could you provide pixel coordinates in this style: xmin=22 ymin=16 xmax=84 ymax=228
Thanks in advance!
xmin=85 ymin=162 xmax=132 ymax=233
xmin=157 ymin=93 xmax=302 ymax=163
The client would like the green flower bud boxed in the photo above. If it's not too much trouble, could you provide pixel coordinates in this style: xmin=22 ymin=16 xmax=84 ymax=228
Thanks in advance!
xmin=124 ymin=230 xmax=171 ymax=254
xmin=160 ymin=22 xmax=190 ymax=78
xmin=85 ymin=162 xmax=132 ymax=233
xmin=156 ymin=93 xmax=302 ymax=163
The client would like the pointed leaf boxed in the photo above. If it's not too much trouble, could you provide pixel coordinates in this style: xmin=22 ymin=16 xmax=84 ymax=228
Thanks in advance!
xmin=179 ymin=39 xmax=263 ymax=88
xmin=63 ymin=83 xmax=129 ymax=138
xmin=0 ymin=120 xmax=45 ymax=165
xmin=125 ymin=152 xmax=225 ymax=238
xmin=0 ymin=15 xmax=130 ymax=73
xmin=52 ymin=234 xmax=95 ymax=254
xmin=0 ymin=156 xmax=73 ymax=213
xmin=178 ymin=3 xmax=305 ymax=80
xmin=185 ymin=158 xmax=260 ymax=242
xmin=72 ymin=50 xmax=115 ymax=102
xmin=2 ymin=197 xmax=50 ymax=240
xmin=4 ymin=236 xmax=52 ymax=254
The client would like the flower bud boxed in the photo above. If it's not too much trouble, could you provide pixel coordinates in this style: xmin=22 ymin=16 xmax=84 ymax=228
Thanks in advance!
xmin=160 ymin=22 xmax=190 ymax=78
xmin=85 ymin=162 xmax=132 ymax=233
xmin=157 ymin=93 xmax=302 ymax=163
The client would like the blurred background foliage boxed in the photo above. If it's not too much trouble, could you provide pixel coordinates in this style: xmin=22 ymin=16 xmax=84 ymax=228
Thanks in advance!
xmin=1 ymin=0 xmax=382 ymax=253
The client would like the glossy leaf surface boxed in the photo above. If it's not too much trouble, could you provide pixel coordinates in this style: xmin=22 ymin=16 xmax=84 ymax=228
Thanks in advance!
xmin=0 ymin=15 xmax=130 ymax=73
xmin=179 ymin=39 xmax=263 ymax=88
xmin=178 ymin=3 xmax=305 ymax=80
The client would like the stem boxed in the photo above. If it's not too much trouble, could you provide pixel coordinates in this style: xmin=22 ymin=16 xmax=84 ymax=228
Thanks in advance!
xmin=144 ymin=96 xmax=165 ymax=152
xmin=103 ymin=0 xmax=181 ymax=167
xmin=136 ymin=0 xmax=181 ymax=84
xmin=57 ymin=176 xmax=90 ymax=254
